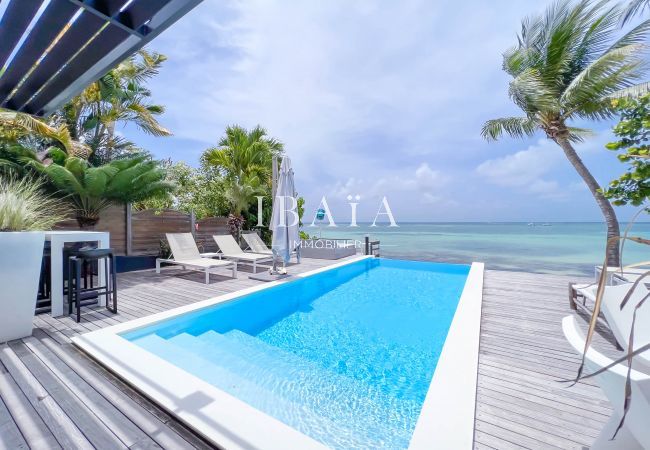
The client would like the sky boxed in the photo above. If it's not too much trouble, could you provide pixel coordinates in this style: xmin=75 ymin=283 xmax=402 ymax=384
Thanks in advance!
xmin=126 ymin=0 xmax=644 ymax=223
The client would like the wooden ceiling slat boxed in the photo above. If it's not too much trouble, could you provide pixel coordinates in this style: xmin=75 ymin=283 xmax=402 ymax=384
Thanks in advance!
xmin=0 ymin=0 xmax=79 ymax=106
xmin=0 ymin=0 xmax=43 ymax=69
xmin=24 ymin=24 xmax=130 ymax=114
xmin=5 ymin=12 xmax=106 ymax=110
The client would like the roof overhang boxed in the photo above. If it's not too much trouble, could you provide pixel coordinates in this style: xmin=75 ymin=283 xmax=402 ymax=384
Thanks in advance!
xmin=0 ymin=0 xmax=203 ymax=116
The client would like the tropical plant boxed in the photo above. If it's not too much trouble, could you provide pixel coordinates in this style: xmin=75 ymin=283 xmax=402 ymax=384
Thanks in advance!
xmin=55 ymin=49 xmax=171 ymax=164
xmin=0 ymin=108 xmax=90 ymax=158
xmin=0 ymin=176 xmax=65 ymax=231
xmin=604 ymin=94 xmax=650 ymax=207
xmin=223 ymin=175 xmax=265 ymax=240
xmin=33 ymin=155 xmax=174 ymax=228
xmin=482 ymin=0 xmax=650 ymax=266
xmin=204 ymin=125 xmax=283 ymax=181
xmin=203 ymin=125 xmax=284 ymax=238
xmin=133 ymin=160 xmax=230 ymax=218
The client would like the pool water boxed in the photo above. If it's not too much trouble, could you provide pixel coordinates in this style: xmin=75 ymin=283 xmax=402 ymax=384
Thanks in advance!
xmin=123 ymin=258 xmax=470 ymax=449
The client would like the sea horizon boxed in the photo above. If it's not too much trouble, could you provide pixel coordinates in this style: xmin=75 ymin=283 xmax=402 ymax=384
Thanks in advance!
xmin=314 ymin=222 xmax=650 ymax=276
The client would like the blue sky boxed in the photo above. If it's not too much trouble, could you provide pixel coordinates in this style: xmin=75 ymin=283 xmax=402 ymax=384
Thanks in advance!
xmin=126 ymin=0 xmax=643 ymax=223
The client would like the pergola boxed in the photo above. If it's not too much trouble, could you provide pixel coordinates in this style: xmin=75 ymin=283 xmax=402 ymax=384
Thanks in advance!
xmin=0 ymin=0 xmax=202 ymax=116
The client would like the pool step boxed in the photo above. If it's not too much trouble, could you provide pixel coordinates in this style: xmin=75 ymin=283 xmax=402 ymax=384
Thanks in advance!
xmin=134 ymin=334 xmax=378 ymax=449
xmin=172 ymin=330 xmax=417 ymax=447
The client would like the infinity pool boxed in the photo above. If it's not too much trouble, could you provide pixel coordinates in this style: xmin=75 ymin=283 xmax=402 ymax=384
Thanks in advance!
xmin=122 ymin=258 xmax=470 ymax=449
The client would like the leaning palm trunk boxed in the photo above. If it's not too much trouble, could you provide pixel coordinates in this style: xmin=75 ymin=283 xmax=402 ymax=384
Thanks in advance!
xmin=555 ymin=137 xmax=621 ymax=267
xmin=481 ymin=1 xmax=650 ymax=268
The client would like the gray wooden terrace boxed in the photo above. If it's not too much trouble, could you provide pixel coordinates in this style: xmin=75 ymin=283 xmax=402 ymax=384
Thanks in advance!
xmin=0 ymin=257 xmax=621 ymax=450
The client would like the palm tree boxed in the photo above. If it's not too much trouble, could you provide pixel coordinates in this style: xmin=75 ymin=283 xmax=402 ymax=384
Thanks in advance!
xmin=203 ymin=125 xmax=283 ymax=238
xmin=32 ymin=155 xmax=174 ymax=228
xmin=0 ymin=108 xmax=89 ymax=158
xmin=56 ymin=49 xmax=171 ymax=164
xmin=223 ymin=174 xmax=265 ymax=240
xmin=482 ymin=0 xmax=650 ymax=266
xmin=204 ymin=125 xmax=283 ymax=181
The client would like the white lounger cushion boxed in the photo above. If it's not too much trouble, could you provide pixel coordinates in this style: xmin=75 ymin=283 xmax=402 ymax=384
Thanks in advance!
xmin=160 ymin=258 xmax=233 ymax=269
xmin=563 ymin=316 xmax=650 ymax=449
xmin=167 ymin=233 xmax=203 ymax=260
xmin=160 ymin=233 xmax=237 ymax=284
xmin=241 ymin=233 xmax=273 ymax=254
xmin=213 ymin=235 xmax=272 ymax=261
xmin=600 ymin=284 xmax=650 ymax=360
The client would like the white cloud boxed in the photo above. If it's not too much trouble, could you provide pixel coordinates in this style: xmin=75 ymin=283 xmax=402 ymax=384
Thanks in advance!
xmin=127 ymin=0 xmax=640 ymax=220
xmin=140 ymin=0 xmax=545 ymax=181
xmin=325 ymin=162 xmax=450 ymax=208
xmin=476 ymin=139 xmax=561 ymax=187
xmin=475 ymin=139 xmax=571 ymax=200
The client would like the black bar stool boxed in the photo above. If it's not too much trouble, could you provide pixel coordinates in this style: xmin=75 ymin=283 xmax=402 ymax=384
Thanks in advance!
xmin=67 ymin=248 xmax=118 ymax=322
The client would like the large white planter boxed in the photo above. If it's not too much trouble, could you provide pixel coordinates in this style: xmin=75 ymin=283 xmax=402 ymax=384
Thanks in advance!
xmin=0 ymin=232 xmax=45 ymax=343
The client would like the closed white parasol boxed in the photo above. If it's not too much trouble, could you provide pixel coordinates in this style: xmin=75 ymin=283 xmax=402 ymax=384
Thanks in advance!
xmin=269 ymin=157 xmax=300 ymax=271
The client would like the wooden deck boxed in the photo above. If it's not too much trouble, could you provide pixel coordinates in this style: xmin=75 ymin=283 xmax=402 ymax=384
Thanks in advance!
xmin=0 ymin=259 xmax=619 ymax=450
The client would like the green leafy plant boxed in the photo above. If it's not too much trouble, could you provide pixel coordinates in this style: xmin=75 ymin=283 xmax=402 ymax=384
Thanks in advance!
xmin=56 ymin=49 xmax=171 ymax=164
xmin=204 ymin=125 xmax=283 ymax=183
xmin=0 ymin=108 xmax=90 ymax=158
xmin=482 ymin=0 xmax=650 ymax=267
xmin=35 ymin=155 xmax=174 ymax=228
xmin=0 ymin=176 xmax=65 ymax=231
xmin=133 ymin=160 xmax=229 ymax=218
xmin=604 ymin=95 xmax=650 ymax=207
xmin=223 ymin=174 xmax=265 ymax=240
xmin=203 ymin=125 xmax=284 ymax=239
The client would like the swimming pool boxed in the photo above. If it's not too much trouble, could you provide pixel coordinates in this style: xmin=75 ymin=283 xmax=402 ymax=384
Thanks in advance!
xmin=74 ymin=256 xmax=484 ymax=449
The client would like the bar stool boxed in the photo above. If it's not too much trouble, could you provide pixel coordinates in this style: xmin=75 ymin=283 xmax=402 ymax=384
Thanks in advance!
xmin=67 ymin=248 xmax=118 ymax=322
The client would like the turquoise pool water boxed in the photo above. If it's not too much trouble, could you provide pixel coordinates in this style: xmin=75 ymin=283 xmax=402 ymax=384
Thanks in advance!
xmin=123 ymin=259 xmax=470 ymax=449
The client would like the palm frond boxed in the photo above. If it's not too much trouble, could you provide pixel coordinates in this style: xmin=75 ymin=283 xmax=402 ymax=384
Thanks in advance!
xmin=561 ymin=43 xmax=648 ymax=112
xmin=481 ymin=117 xmax=538 ymax=141
xmin=607 ymin=81 xmax=650 ymax=99
xmin=43 ymin=164 xmax=85 ymax=195
xmin=609 ymin=18 xmax=650 ymax=51
xmin=621 ymin=0 xmax=650 ymax=25
xmin=509 ymin=68 xmax=560 ymax=114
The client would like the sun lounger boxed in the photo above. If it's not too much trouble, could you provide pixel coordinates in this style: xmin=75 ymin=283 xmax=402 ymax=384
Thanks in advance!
xmin=570 ymin=282 xmax=650 ymax=353
xmin=598 ymin=283 xmax=650 ymax=363
xmin=212 ymin=235 xmax=274 ymax=273
xmin=596 ymin=262 xmax=650 ymax=285
xmin=563 ymin=315 xmax=650 ymax=449
xmin=241 ymin=232 xmax=273 ymax=255
xmin=156 ymin=233 xmax=237 ymax=284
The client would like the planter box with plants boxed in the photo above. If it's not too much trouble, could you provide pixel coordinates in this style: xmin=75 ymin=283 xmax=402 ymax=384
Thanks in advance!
xmin=0 ymin=178 xmax=64 ymax=343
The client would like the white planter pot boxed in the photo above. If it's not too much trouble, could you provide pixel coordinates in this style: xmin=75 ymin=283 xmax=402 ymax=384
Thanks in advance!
xmin=0 ymin=232 xmax=45 ymax=343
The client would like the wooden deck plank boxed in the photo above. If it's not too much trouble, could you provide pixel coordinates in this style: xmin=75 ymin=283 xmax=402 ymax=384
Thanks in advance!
xmin=30 ymin=328 xmax=209 ymax=450
xmin=6 ymin=341 xmax=128 ymax=449
xmin=0 ymin=395 xmax=28 ymax=450
xmin=0 ymin=344 xmax=94 ymax=450
xmin=0 ymin=358 xmax=61 ymax=450
xmin=21 ymin=335 xmax=162 ymax=449
xmin=0 ymin=260 xmax=619 ymax=449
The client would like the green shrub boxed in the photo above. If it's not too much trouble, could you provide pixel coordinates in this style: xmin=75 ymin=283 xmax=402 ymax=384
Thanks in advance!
xmin=0 ymin=176 xmax=65 ymax=231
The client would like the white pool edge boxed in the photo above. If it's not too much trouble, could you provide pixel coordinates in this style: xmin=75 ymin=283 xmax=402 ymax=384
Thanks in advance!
xmin=408 ymin=261 xmax=484 ymax=449
xmin=73 ymin=257 xmax=484 ymax=450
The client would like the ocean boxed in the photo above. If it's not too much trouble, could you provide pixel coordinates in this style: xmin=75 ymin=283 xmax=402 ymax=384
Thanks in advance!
xmin=314 ymin=222 xmax=650 ymax=276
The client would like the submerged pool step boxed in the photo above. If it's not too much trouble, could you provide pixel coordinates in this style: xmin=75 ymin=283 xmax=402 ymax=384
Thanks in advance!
xmin=171 ymin=330 xmax=417 ymax=447
xmin=137 ymin=333 xmax=380 ymax=449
